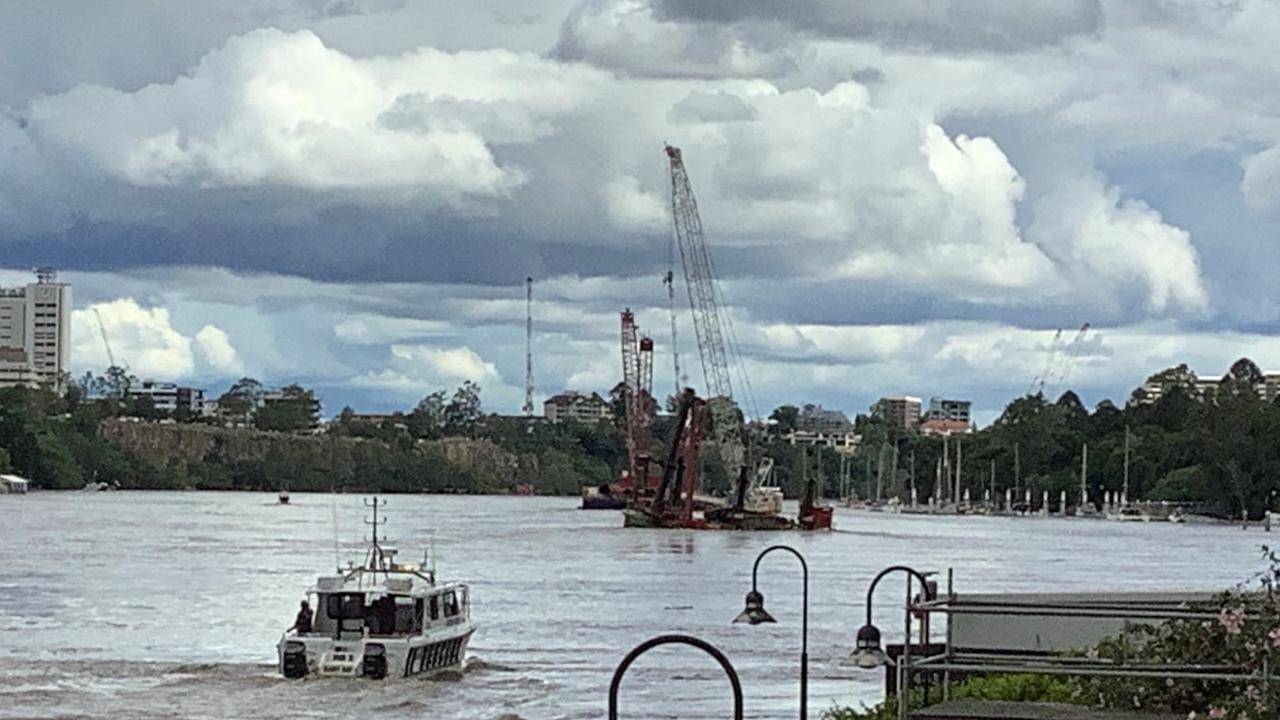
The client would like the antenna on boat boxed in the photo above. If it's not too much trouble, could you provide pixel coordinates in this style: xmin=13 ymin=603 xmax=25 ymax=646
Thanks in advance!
xmin=364 ymin=496 xmax=388 ymax=578
xmin=331 ymin=491 xmax=341 ymax=573
xmin=424 ymin=531 xmax=436 ymax=583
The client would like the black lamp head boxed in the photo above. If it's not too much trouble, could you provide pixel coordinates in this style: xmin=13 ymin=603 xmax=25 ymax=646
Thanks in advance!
xmin=847 ymin=623 xmax=890 ymax=668
xmin=732 ymin=590 xmax=776 ymax=625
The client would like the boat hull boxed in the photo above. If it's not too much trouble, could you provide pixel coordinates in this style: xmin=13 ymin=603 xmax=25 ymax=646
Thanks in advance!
xmin=581 ymin=494 xmax=627 ymax=510
xmin=278 ymin=624 xmax=474 ymax=680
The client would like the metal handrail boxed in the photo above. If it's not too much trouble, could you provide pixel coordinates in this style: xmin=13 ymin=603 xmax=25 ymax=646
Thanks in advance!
xmin=608 ymin=634 xmax=744 ymax=720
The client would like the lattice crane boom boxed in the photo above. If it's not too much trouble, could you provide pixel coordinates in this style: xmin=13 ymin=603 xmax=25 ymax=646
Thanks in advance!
xmin=620 ymin=310 xmax=654 ymax=483
xmin=665 ymin=144 xmax=733 ymax=401
xmin=1029 ymin=328 xmax=1063 ymax=397
xmin=1050 ymin=323 xmax=1091 ymax=398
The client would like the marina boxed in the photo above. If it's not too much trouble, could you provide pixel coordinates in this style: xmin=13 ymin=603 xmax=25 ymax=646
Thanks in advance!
xmin=0 ymin=491 xmax=1271 ymax=719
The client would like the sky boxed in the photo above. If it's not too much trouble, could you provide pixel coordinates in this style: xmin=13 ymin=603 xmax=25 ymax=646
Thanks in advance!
xmin=2 ymin=0 xmax=1279 ymax=424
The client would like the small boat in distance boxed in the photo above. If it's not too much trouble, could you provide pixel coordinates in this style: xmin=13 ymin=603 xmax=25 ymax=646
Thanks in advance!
xmin=278 ymin=497 xmax=474 ymax=680
xmin=278 ymin=490 xmax=290 ymax=505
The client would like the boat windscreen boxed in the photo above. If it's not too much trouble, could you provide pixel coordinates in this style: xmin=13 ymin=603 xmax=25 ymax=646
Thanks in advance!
xmin=325 ymin=593 xmax=364 ymax=620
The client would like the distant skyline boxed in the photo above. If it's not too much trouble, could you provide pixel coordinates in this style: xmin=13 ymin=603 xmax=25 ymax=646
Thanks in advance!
xmin=3 ymin=1 xmax=1280 ymax=425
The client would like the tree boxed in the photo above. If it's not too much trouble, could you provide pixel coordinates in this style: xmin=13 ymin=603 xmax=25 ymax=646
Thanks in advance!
xmin=410 ymin=391 xmax=446 ymax=438
xmin=102 ymin=366 xmax=135 ymax=400
xmin=218 ymin=377 xmax=264 ymax=422
xmin=253 ymin=384 xmax=317 ymax=433
xmin=0 ymin=446 xmax=9 ymax=473
xmin=443 ymin=381 xmax=482 ymax=432
xmin=769 ymin=405 xmax=800 ymax=435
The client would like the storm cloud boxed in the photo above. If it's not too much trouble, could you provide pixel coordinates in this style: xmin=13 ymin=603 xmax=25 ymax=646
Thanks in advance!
xmin=1 ymin=0 xmax=1278 ymax=422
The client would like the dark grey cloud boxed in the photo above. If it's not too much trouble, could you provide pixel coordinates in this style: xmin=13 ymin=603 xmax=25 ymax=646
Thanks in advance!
xmin=652 ymin=0 xmax=1104 ymax=52
xmin=5 ymin=0 xmax=1280 ymax=420
xmin=667 ymin=90 xmax=758 ymax=124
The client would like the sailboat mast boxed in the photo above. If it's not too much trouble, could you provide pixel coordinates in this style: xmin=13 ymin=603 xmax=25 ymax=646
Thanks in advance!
xmin=1123 ymin=425 xmax=1130 ymax=504
xmin=1080 ymin=443 xmax=1088 ymax=511
xmin=1014 ymin=442 xmax=1021 ymax=492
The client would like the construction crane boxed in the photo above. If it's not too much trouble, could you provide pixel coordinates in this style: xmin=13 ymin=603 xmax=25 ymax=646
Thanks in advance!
xmin=665 ymin=144 xmax=734 ymax=401
xmin=663 ymin=269 xmax=682 ymax=397
xmin=665 ymin=144 xmax=784 ymax=515
xmin=523 ymin=277 xmax=534 ymax=417
xmin=92 ymin=307 xmax=126 ymax=372
xmin=620 ymin=310 xmax=656 ymax=485
xmin=1028 ymin=328 xmax=1062 ymax=397
xmin=1049 ymin=323 xmax=1091 ymax=398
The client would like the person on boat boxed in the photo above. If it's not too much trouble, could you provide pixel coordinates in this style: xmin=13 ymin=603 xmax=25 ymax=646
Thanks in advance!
xmin=289 ymin=600 xmax=313 ymax=634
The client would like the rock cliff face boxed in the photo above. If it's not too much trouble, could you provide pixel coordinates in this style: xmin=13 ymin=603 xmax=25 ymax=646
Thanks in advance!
xmin=97 ymin=420 xmax=522 ymax=487
xmin=99 ymin=419 xmax=345 ymax=463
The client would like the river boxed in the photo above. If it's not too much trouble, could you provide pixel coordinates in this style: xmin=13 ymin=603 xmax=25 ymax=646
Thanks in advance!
xmin=0 ymin=492 xmax=1268 ymax=719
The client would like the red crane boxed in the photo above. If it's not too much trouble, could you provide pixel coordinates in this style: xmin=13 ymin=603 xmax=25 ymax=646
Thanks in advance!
xmin=620 ymin=310 xmax=656 ymax=489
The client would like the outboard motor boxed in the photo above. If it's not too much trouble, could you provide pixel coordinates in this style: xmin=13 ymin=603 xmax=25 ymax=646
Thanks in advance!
xmin=282 ymin=641 xmax=308 ymax=678
xmin=363 ymin=643 xmax=387 ymax=679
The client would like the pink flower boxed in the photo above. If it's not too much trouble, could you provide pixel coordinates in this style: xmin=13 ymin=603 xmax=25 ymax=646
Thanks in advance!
xmin=1268 ymin=626 xmax=1280 ymax=648
xmin=1208 ymin=707 xmax=1226 ymax=719
xmin=1218 ymin=607 xmax=1246 ymax=635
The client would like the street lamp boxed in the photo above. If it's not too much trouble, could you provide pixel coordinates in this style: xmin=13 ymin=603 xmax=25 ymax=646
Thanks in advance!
xmin=732 ymin=544 xmax=808 ymax=720
xmin=847 ymin=565 xmax=933 ymax=720
xmin=847 ymin=565 xmax=931 ymax=668
xmin=608 ymin=634 xmax=743 ymax=720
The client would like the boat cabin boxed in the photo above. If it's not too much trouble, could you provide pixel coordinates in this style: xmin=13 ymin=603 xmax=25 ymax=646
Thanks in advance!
xmin=307 ymin=581 xmax=470 ymax=640
xmin=303 ymin=546 xmax=470 ymax=642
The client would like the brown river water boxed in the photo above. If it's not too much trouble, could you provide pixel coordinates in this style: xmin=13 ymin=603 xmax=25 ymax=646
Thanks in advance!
xmin=0 ymin=492 xmax=1267 ymax=719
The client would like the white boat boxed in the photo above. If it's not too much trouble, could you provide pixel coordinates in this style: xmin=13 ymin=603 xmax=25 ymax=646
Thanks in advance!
xmin=278 ymin=499 xmax=474 ymax=680
xmin=1107 ymin=506 xmax=1150 ymax=522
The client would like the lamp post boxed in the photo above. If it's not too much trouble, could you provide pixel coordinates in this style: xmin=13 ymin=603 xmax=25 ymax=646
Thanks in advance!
xmin=608 ymin=634 xmax=743 ymax=720
xmin=847 ymin=565 xmax=932 ymax=720
xmin=732 ymin=544 xmax=809 ymax=720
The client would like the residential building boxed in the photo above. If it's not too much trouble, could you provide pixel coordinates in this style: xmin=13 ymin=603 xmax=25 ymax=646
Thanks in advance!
xmin=261 ymin=389 xmax=322 ymax=429
xmin=543 ymin=391 xmax=611 ymax=424
xmin=873 ymin=395 xmax=922 ymax=431
xmin=0 ymin=268 xmax=70 ymax=391
xmin=126 ymin=381 xmax=207 ymax=416
xmin=920 ymin=418 xmax=972 ymax=436
xmin=785 ymin=428 xmax=861 ymax=455
xmin=1130 ymin=362 xmax=1280 ymax=406
xmin=797 ymin=403 xmax=853 ymax=433
xmin=927 ymin=397 xmax=972 ymax=424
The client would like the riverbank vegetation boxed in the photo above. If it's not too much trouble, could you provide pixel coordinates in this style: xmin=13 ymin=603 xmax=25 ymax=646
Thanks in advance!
xmin=5 ymin=356 xmax=1280 ymax=513
xmin=823 ymin=358 xmax=1280 ymax=519
xmin=0 ymin=381 xmax=624 ymax=493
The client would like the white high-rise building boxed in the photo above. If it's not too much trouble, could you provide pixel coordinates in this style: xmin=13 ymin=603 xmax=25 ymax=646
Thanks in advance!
xmin=0 ymin=268 xmax=71 ymax=391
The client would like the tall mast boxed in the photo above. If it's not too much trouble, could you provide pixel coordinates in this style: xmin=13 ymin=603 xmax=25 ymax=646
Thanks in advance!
xmin=1080 ymin=443 xmax=1089 ymax=511
xmin=523 ymin=277 xmax=534 ymax=417
xmin=1014 ymin=442 xmax=1021 ymax=492
xmin=1123 ymin=425 xmax=1130 ymax=504
xmin=942 ymin=434 xmax=950 ymax=502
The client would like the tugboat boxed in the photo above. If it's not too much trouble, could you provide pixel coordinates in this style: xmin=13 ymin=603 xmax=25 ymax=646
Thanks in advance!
xmin=277 ymin=498 xmax=474 ymax=680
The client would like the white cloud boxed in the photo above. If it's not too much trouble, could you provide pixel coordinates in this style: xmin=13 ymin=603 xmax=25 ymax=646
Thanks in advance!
xmin=24 ymin=28 xmax=603 ymax=199
xmin=553 ymin=0 xmax=800 ymax=78
xmin=353 ymin=344 xmax=501 ymax=395
xmin=1029 ymin=177 xmax=1208 ymax=315
xmin=602 ymin=174 xmax=667 ymax=232
xmin=1242 ymin=144 xmax=1280 ymax=212
xmin=194 ymin=324 xmax=245 ymax=376
xmin=71 ymin=299 xmax=195 ymax=379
